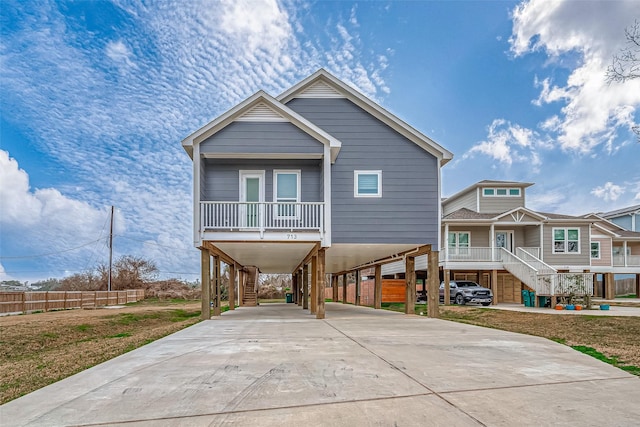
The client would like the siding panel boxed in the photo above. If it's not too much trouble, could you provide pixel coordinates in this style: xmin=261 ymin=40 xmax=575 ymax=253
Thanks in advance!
xmin=203 ymin=159 xmax=322 ymax=202
xmin=200 ymin=122 xmax=323 ymax=155
xmin=287 ymin=98 xmax=440 ymax=247
xmin=443 ymin=189 xmax=477 ymax=216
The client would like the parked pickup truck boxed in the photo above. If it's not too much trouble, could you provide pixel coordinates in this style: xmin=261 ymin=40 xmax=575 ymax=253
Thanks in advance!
xmin=440 ymin=281 xmax=493 ymax=306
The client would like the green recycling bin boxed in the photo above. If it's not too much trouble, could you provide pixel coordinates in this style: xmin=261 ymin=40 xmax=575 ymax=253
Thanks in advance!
xmin=285 ymin=293 xmax=293 ymax=303
xmin=537 ymin=296 xmax=548 ymax=308
xmin=521 ymin=290 xmax=530 ymax=306
xmin=528 ymin=291 xmax=536 ymax=307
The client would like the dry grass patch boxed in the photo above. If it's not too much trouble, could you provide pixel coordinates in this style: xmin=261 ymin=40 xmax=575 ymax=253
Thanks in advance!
xmin=0 ymin=300 xmax=202 ymax=404
xmin=439 ymin=306 xmax=640 ymax=374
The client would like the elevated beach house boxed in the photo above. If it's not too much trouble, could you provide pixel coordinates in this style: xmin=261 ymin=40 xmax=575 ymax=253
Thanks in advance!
xmin=182 ymin=69 xmax=453 ymax=318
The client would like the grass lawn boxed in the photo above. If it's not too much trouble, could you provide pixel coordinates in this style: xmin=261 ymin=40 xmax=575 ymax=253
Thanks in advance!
xmin=0 ymin=299 xmax=207 ymax=404
xmin=381 ymin=302 xmax=640 ymax=375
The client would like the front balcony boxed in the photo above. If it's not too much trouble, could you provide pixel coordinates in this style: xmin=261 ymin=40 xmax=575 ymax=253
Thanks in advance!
xmin=200 ymin=201 xmax=325 ymax=242
xmin=612 ymin=254 xmax=640 ymax=267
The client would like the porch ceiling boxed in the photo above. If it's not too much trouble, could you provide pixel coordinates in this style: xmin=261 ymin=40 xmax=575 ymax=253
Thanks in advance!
xmin=214 ymin=242 xmax=317 ymax=274
xmin=212 ymin=242 xmax=422 ymax=275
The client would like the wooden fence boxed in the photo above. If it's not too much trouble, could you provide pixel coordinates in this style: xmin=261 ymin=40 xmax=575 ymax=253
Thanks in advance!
xmin=0 ymin=289 xmax=145 ymax=315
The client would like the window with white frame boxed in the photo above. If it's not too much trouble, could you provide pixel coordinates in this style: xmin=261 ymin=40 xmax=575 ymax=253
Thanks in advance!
xmin=274 ymin=170 xmax=300 ymax=218
xmin=590 ymin=242 xmax=600 ymax=259
xmin=354 ymin=170 xmax=382 ymax=197
xmin=448 ymin=231 xmax=470 ymax=255
xmin=553 ymin=228 xmax=580 ymax=254
xmin=483 ymin=188 xmax=520 ymax=197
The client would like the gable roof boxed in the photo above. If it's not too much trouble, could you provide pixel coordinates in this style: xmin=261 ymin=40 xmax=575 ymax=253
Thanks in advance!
xmin=277 ymin=69 xmax=454 ymax=166
xmin=443 ymin=207 xmax=593 ymax=223
xmin=443 ymin=180 xmax=534 ymax=206
xmin=181 ymin=90 xmax=342 ymax=163
xmin=600 ymin=204 xmax=640 ymax=218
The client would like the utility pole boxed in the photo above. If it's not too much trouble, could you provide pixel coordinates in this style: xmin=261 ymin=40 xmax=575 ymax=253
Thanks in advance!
xmin=108 ymin=206 xmax=114 ymax=292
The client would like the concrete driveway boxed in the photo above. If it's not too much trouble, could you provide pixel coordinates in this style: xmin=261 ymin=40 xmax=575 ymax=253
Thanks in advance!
xmin=2 ymin=303 xmax=639 ymax=426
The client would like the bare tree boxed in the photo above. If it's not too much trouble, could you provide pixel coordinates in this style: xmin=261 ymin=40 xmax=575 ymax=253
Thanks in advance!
xmin=112 ymin=256 xmax=158 ymax=290
xmin=606 ymin=20 xmax=640 ymax=141
xmin=607 ymin=20 xmax=640 ymax=84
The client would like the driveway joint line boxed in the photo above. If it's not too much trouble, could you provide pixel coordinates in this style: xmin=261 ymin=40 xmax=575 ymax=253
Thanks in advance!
xmin=323 ymin=319 xmax=488 ymax=426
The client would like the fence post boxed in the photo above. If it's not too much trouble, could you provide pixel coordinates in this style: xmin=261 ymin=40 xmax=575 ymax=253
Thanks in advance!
xmin=45 ymin=291 xmax=49 ymax=312
xmin=22 ymin=292 xmax=26 ymax=315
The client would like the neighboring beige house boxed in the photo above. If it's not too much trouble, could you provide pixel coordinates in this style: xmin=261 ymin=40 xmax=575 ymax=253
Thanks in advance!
xmin=383 ymin=180 xmax=640 ymax=304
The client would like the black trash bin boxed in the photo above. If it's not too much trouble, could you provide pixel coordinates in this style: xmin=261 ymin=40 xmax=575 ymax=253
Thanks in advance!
xmin=285 ymin=293 xmax=293 ymax=303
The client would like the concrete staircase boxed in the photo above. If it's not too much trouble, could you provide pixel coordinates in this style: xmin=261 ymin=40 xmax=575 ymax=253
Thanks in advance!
xmin=243 ymin=266 xmax=258 ymax=307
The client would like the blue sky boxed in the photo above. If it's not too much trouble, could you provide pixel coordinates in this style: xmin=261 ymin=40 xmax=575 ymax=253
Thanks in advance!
xmin=1 ymin=0 xmax=639 ymax=283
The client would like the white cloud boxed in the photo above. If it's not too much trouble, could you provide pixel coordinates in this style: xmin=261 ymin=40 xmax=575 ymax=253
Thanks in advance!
xmin=591 ymin=182 xmax=625 ymax=202
xmin=463 ymin=119 xmax=542 ymax=169
xmin=105 ymin=40 xmax=137 ymax=71
xmin=0 ymin=1 xmax=391 ymax=280
xmin=510 ymin=0 xmax=640 ymax=153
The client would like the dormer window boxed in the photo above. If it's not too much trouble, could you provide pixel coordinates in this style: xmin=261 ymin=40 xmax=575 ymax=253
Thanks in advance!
xmin=483 ymin=188 xmax=521 ymax=197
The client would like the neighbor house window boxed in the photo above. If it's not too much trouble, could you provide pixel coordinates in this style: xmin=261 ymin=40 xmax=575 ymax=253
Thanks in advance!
xmin=590 ymin=242 xmax=600 ymax=259
xmin=448 ymin=232 xmax=470 ymax=255
xmin=553 ymin=228 xmax=580 ymax=254
xmin=354 ymin=170 xmax=382 ymax=197
xmin=274 ymin=170 xmax=300 ymax=218
xmin=483 ymin=188 xmax=520 ymax=197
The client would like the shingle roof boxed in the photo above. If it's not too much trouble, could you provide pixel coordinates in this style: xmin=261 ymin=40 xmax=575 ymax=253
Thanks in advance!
xmin=601 ymin=204 xmax=640 ymax=218
xmin=443 ymin=208 xmax=497 ymax=220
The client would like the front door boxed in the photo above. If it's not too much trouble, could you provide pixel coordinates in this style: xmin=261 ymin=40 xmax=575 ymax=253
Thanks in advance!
xmin=495 ymin=231 xmax=514 ymax=252
xmin=240 ymin=171 xmax=264 ymax=228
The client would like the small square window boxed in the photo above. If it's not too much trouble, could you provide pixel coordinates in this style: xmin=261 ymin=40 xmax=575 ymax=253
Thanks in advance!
xmin=496 ymin=188 xmax=508 ymax=196
xmin=509 ymin=188 xmax=520 ymax=196
xmin=483 ymin=188 xmax=495 ymax=196
xmin=354 ymin=171 xmax=382 ymax=197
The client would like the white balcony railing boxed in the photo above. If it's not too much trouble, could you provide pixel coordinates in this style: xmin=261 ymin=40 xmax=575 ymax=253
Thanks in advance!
xmin=535 ymin=273 xmax=594 ymax=297
xmin=612 ymin=254 xmax=640 ymax=267
xmin=439 ymin=247 xmax=502 ymax=262
xmin=201 ymin=201 xmax=324 ymax=232
xmin=516 ymin=247 xmax=555 ymax=275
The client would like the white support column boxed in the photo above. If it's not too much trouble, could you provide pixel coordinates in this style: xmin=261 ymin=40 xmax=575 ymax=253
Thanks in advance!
xmin=624 ymin=241 xmax=628 ymax=267
xmin=323 ymin=145 xmax=332 ymax=247
xmin=539 ymin=223 xmax=544 ymax=261
xmin=444 ymin=223 xmax=450 ymax=262
xmin=193 ymin=143 xmax=201 ymax=246
xmin=490 ymin=223 xmax=495 ymax=261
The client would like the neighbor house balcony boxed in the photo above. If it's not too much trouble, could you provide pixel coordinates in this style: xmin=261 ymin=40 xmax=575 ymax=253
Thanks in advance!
xmin=200 ymin=201 xmax=325 ymax=242
xmin=612 ymin=254 xmax=640 ymax=267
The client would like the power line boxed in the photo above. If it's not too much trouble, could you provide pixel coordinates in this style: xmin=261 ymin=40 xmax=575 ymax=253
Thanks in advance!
xmin=0 ymin=238 xmax=108 ymax=260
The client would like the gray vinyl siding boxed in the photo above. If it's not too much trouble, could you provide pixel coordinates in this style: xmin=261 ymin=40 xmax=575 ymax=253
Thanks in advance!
xmin=286 ymin=98 xmax=439 ymax=247
xmin=542 ymin=224 xmax=590 ymax=266
xmin=479 ymin=193 xmax=525 ymax=213
xmin=202 ymin=159 xmax=322 ymax=202
xmin=200 ymin=122 xmax=323 ymax=155
xmin=443 ymin=189 xmax=477 ymax=215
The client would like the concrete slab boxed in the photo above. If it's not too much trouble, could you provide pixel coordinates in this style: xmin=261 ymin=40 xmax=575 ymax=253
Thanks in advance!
xmin=2 ymin=303 xmax=639 ymax=426
xmin=486 ymin=303 xmax=640 ymax=316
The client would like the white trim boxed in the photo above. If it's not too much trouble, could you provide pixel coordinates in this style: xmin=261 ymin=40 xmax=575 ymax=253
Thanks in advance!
xmin=239 ymin=170 xmax=265 ymax=203
xmin=202 ymin=153 xmax=322 ymax=160
xmin=495 ymin=230 xmax=514 ymax=252
xmin=590 ymin=241 xmax=601 ymax=260
xmin=273 ymin=169 xmax=301 ymax=219
xmin=193 ymin=143 xmax=201 ymax=246
xmin=181 ymin=90 xmax=342 ymax=163
xmin=323 ymin=144 xmax=332 ymax=247
xmin=552 ymin=227 xmax=581 ymax=254
xmin=482 ymin=187 xmax=521 ymax=197
xmin=277 ymin=69 xmax=453 ymax=166
xmin=354 ymin=170 xmax=382 ymax=198
xmin=448 ymin=231 xmax=471 ymax=255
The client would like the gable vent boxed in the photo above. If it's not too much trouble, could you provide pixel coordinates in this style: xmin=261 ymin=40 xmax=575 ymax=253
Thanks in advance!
xmin=236 ymin=102 xmax=286 ymax=121
xmin=296 ymin=80 xmax=345 ymax=98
